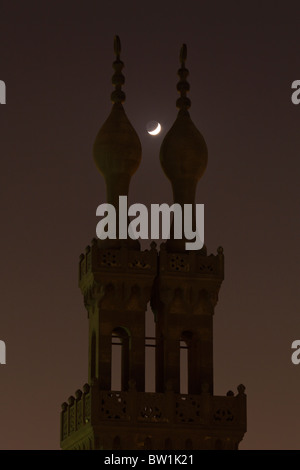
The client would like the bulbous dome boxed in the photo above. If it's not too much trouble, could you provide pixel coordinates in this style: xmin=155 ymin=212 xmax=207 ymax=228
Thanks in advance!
xmin=160 ymin=44 xmax=207 ymax=186
xmin=93 ymin=36 xmax=141 ymax=181
xmin=160 ymin=110 xmax=207 ymax=183
xmin=93 ymin=102 xmax=141 ymax=179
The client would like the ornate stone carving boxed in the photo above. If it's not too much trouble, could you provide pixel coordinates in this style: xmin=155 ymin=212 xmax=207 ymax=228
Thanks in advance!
xmin=100 ymin=251 xmax=121 ymax=268
xmin=99 ymin=392 xmax=128 ymax=420
xmin=198 ymin=262 xmax=214 ymax=274
xmin=138 ymin=394 xmax=165 ymax=422
xmin=175 ymin=395 xmax=204 ymax=424
xmin=213 ymin=408 xmax=234 ymax=423
xmin=128 ymin=258 xmax=151 ymax=269
xmin=139 ymin=405 xmax=162 ymax=421
xmin=169 ymin=255 xmax=189 ymax=272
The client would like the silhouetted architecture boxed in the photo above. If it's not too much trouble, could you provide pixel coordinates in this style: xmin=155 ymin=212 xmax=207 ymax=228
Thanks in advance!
xmin=60 ymin=37 xmax=247 ymax=450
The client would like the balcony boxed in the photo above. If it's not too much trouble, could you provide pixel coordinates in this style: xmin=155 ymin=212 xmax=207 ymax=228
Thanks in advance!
xmin=61 ymin=383 xmax=246 ymax=444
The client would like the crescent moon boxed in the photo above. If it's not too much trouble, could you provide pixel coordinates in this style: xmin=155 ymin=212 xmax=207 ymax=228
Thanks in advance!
xmin=148 ymin=123 xmax=161 ymax=135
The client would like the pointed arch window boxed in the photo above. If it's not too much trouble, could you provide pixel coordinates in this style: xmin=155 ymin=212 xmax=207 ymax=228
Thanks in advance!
xmin=145 ymin=305 xmax=156 ymax=392
xmin=111 ymin=328 xmax=130 ymax=391
xmin=180 ymin=339 xmax=188 ymax=394
xmin=180 ymin=331 xmax=196 ymax=394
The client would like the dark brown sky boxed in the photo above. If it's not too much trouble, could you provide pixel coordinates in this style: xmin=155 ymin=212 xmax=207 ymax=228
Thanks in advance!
xmin=0 ymin=0 xmax=300 ymax=449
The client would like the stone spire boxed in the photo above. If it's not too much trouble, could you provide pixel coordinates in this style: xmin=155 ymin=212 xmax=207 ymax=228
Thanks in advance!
xmin=93 ymin=36 xmax=141 ymax=249
xmin=159 ymin=44 xmax=208 ymax=252
xmin=110 ymin=35 xmax=125 ymax=105
xmin=175 ymin=44 xmax=191 ymax=113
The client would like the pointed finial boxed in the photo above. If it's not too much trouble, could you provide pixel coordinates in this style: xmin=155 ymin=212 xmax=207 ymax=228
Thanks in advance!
xmin=114 ymin=35 xmax=121 ymax=59
xmin=111 ymin=35 xmax=125 ymax=104
xmin=176 ymin=43 xmax=191 ymax=113
xmin=180 ymin=43 xmax=187 ymax=66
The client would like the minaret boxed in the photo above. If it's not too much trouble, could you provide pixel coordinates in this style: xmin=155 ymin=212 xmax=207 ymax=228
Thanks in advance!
xmin=152 ymin=45 xmax=216 ymax=397
xmin=60 ymin=39 xmax=247 ymax=451
xmin=160 ymin=44 xmax=207 ymax=253
xmin=93 ymin=35 xmax=141 ymax=250
xmin=81 ymin=36 xmax=157 ymax=394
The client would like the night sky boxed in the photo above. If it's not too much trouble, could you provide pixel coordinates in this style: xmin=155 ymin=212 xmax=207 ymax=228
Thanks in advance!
xmin=0 ymin=1 xmax=300 ymax=450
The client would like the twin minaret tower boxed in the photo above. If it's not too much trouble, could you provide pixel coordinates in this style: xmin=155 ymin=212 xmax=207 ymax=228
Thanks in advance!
xmin=60 ymin=36 xmax=246 ymax=450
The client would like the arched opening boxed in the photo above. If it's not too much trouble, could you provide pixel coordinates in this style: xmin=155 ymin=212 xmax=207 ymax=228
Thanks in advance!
xmin=113 ymin=436 xmax=122 ymax=450
xmin=145 ymin=304 xmax=156 ymax=392
xmin=111 ymin=327 xmax=130 ymax=391
xmin=90 ymin=332 xmax=96 ymax=380
xmin=180 ymin=331 xmax=196 ymax=394
xmin=180 ymin=338 xmax=188 ymax=394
